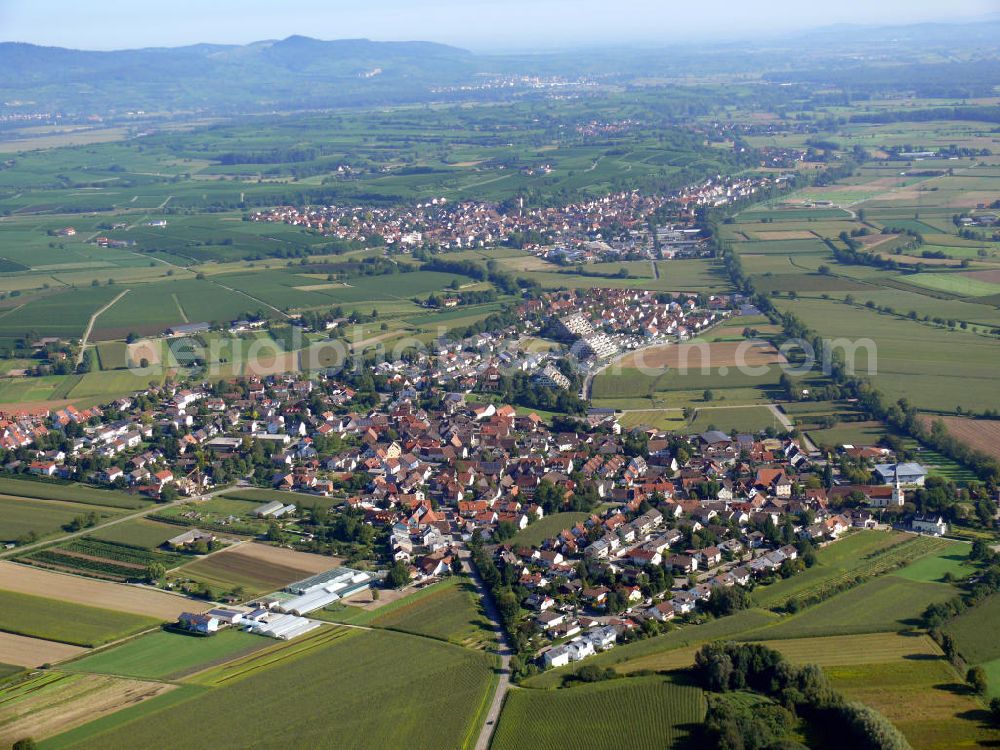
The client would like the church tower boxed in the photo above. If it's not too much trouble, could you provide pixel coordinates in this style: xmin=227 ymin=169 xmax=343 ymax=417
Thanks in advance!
xmin=891 ymin=465 xmax=904 ymax=507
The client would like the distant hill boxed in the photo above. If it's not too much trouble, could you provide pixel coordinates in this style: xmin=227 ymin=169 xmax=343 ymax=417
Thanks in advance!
xmin=1 ymin=21 xmax=998 ymax=116
xmin=0 ymin=36 xmax=478 ymax=113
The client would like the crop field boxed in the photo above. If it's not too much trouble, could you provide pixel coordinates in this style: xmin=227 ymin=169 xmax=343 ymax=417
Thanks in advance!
xmin=826 ymin=659 xmax=996 ymax=750
xmin=616 ymin=340 xmax=786 ymax=371
xmin=0 ymin=495 xmax=123 ymax=544
xmin=20 ymin=538 xmax=188 ymax=582
xmin=757 ymin=576 xmax=958 ymax=640
xmin=369 ymin=577 xmax=494 ymax=649
xmin=770 ymin=297 xmax=1000 ymax=413
xmin=757 ymin=632 xmax=942 ymax=667
xmin=616 ymin=409 xmax=688 ymax=431
xmin=619 ymin=631 xmax=942 ymax=674
xmin=492 ymin=675 xmax=705 ymax=750
xmin=94 ymin=341 xmax=128 ymax=370
xmin=942 ymin=593 xmax=1000 ymax=666
xmin=0 ymin=561 xmax=208 ymax=619
xmin=687 ymin=405 xmax=778 ymax=433
xmin=66 ymin=629 xmax=269 ymax=680
xmin=920 ymin=416 xmax=1000 ymax=462
xmin=906 ymin=271 xmax=1000 ymax=297
xmin=0 ymin=672 xmax=175 ymax=747
xmin=60 ymin=628 xmax=495 ymax=750
xmin=0 ymin=589 xmax=160 ymax=647
xmin=87 ymin=519 xmax=185 ymax=549
xmin=0 ymin=477 xmax=149 ymax=510
xmin=0 ymin=286 xmax=119 ymax=340
xmin=806 ymin=420 xmax=887 ymax=448
xmin=89 ymin=278 xmax=262 ymax=340
xmin=0 ymin=632 xmax=87 ymax=668
xmin=751 ymin=530 xmax=911 ymax=609
xmin=172 ymin=542 xmax=339 ymax=596
xmin=592 ymin=361 xmax=784 ymax=402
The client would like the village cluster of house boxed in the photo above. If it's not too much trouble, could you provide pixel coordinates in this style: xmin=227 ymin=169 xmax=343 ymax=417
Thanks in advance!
xmin=248 ymin=175 xmax=776 ymax=253
xmin=532 ymin=288 xmax=735 ymax=362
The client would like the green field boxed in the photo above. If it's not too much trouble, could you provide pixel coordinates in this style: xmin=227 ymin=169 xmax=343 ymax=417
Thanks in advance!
xmin=492 ymin=675 xmax=704 ymax=750
xmin=0 ymin=495 xmax=122 ymax=544
xmin=64 ymin=629 xmax=269 ymax=680
xmin=687 ymin=405 xmax=780 ymax=433
xmin=757 ymin=576 xmax=958 ymax=640
xmin=0 ymin=663 xmax=22 ymax=683
xmin=771 ymin=296 xmax=1000 ymax=413
xmin=58 ymin=628 xmax=495 ymax=750
xmin=751 ymin=530 xmax=910 ymax=609
xmin=905 ymin=272 xmax=1000 ymax=297
xmin=87 ymin=519 xmax=185 ymax=549
xmin=94 ymin=341 xmax=128 ymax=370
xmin=942 ymin=593 xmax=1000 ymax=666
xmin=507 ymin=512 xmax=592 ymax=549
xmin=890 ymin=540 xmax=970 ymax=584
xmin=0 ymin=477 xmax=149 ymax=510
xmin=806 ymin=420 xmax=888 ymax=448
xmin=369 ymin=577 xmax=495 ymax=649
xmin=0 ymin=589 xmax=160 ymax=647
xmin=826 ymin=658 xmax=997 ymax=750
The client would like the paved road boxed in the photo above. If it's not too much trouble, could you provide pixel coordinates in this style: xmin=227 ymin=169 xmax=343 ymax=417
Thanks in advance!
xmin=461 ymin=548 xmax=513 ymax=750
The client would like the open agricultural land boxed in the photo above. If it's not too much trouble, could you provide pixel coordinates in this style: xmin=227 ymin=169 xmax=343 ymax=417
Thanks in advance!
xmin=169 ymin=542 xmax=341 ymax=597
xmin=39 ymin=627 xmax=496 ymax=750
xmin=0 ymin=590 xmax=159 ymax=647
xmin=366 ymin=577 xmax=495 ymax=650
xmin=0 ymin=672 xmax=175 ymax=749
xmin=0 ymin=562 xmax=208 ymax=620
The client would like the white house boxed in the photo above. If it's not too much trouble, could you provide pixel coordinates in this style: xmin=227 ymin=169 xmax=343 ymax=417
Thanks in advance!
xmin=911 ymin=515 xmax=948 ymax=536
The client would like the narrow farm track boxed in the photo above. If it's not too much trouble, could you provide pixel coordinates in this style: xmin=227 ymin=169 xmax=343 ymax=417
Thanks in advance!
xmin=77 ymin=289 xmax=130 ymax=365
xmin=462 ymin=548 xmax=513 ymax=750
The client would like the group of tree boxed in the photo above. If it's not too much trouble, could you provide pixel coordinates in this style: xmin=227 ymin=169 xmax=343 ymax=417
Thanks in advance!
xmin=695 ymin=642 xmax=913 ymax=750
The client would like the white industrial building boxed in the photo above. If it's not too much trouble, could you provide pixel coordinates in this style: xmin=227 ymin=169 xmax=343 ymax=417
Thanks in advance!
xmin=278 ymin=567 xmax=374 ymax=616
xmin=246 ymin=612 xmax=322 ymax=640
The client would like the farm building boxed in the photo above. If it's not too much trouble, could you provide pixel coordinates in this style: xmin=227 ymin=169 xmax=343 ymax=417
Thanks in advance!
xmin=167 ymin=322 xmax=212 ymax=337
xmin=206 ymin=608 xmax=244 ymax=625
xmin=279 ymin=567 xmax=373 ymax=616
xmin=254 ymin=500 xmax=296 ymax=518
xmin=166 ymin=528 xmax=216 ymax=548
xmin=245 ymin=612 xmax=321 ymax=640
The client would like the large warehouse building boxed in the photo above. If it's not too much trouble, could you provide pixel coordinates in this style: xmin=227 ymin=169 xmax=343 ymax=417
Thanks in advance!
xmin=278 ymin=567 xmax=373 ymax=616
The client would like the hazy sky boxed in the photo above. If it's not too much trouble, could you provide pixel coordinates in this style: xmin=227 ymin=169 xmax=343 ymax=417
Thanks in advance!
xmin=0 ymin=0 xmax=995 ymax=50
